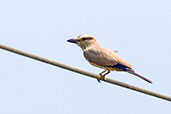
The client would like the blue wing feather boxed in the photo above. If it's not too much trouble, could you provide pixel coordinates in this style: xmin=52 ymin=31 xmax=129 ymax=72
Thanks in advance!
xmin=107 ymin=64 xmax=129 ymax=71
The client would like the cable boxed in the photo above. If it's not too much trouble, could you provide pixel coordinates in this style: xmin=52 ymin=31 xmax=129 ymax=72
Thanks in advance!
xmin=0 ymin=44 xmax=171 ymax=102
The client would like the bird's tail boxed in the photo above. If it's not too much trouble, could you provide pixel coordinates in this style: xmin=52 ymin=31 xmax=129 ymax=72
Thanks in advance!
xmin=127 ymin=70 xmax=152 ymax=84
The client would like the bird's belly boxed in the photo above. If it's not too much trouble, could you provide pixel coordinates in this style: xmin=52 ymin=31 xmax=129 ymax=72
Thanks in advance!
xmin=89 ymin=62 xmax=123 ymax=71
xmin=89 ymin=62 xmax=104 ymax=69
xmin=106 ymin=67 xmax=123 ymax=71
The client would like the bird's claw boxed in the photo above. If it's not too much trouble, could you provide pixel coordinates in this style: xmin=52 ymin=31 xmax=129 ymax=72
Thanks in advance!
xmin=97 ymin=75 xmax=106 ymax=83
xmin=97 ymin=78 xmax=101 ymax=83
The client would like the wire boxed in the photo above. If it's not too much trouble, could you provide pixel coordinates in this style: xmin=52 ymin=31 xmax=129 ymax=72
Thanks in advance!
xmin=0 ymin=44 xmax=171 ymax=102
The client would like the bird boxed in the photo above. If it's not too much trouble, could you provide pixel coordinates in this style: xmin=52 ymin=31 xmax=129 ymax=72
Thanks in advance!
xmin=67 ymin=35 xmax=152 ymax=84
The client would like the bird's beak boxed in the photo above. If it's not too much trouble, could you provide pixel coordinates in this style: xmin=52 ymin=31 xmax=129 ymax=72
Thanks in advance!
xmin=67 ymin=38 xmax=78 ymax=44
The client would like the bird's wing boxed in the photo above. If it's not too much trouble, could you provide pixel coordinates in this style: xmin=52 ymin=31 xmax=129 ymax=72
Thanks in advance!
xmin=114 ymin=54 xmax=132 ymax=69
xmin=83 ymin=47 xmax=118 ymax=67
xmin=84 ymin=47 xmax=132 ymax=69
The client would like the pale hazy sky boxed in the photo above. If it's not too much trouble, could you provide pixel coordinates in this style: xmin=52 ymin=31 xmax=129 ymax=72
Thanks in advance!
xmin=0 ymin=0 xmax=171 ymax=114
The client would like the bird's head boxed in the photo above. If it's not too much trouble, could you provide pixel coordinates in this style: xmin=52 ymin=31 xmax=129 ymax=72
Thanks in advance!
xmin=67 ymin=35 xmax=97 ymax=50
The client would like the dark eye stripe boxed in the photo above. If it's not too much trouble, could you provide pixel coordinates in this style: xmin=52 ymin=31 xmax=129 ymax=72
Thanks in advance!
xmin=82 ymin=38 xmax=87 ymax=41
xmin=82 ymin=37 xmax=93 ymax=41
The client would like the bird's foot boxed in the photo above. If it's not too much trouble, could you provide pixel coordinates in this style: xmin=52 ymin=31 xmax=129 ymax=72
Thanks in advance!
xmin=97 ymin=74 xmax=106 ymax=83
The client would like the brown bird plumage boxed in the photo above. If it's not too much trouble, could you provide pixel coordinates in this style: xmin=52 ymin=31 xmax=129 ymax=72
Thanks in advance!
xmin=67 ymin=35 xmax=152 ymax=83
